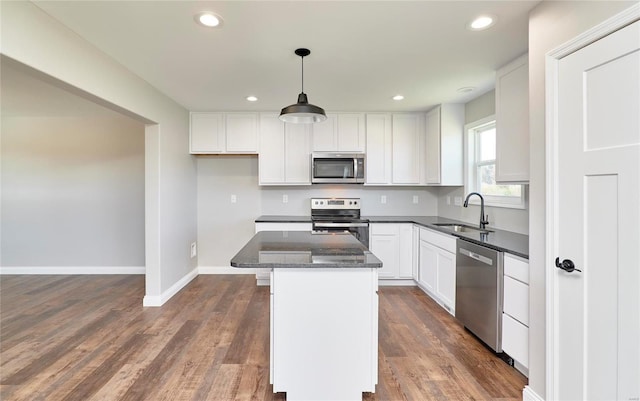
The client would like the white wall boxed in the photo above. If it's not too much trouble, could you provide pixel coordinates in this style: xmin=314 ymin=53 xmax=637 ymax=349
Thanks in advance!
xmin=196 ymin=155 xmax=439 ymax=268
xmin=527 ymin=1 xmax=637 ymax=398
xmin=437 ymin=89 xmax=530 ymax=235
xmin=1 ymin=2 xmax=197 ymax=303
xmin=1 ymin=116 xmax=144 ymax=270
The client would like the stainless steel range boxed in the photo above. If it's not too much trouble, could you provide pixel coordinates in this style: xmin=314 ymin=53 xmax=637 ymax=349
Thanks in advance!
xmin=311 ymin=198 xmax=369 ymax=248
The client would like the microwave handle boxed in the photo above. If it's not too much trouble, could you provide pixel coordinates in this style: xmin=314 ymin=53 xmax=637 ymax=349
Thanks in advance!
xmin=354 ymin=158 xmax=358 ymax=181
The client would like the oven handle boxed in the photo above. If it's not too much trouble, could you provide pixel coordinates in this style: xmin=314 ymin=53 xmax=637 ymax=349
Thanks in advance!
xmin=313 ymin=222 xmax=369 ymax=228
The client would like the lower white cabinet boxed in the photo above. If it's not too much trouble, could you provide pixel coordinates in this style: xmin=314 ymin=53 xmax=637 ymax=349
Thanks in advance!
xmin=501 ymin=252 xmax=529 ymax=375
xmin=270 ymin=268 xmax=378 ymax=399
xmin=255 ymin=222 xmax=312 ymax=285
xmin=417 ymin=227 xmax=457 ymax=315
xmin=369 ymin=223 xmax=414 ymax=281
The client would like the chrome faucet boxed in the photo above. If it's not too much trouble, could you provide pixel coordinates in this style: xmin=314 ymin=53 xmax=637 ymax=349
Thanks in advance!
xmin=463 ymin=192 xmax=489 ymax=230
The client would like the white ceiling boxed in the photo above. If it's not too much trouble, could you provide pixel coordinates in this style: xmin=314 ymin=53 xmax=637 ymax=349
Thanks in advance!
xmin=31 ymin=1 xmax=539 ymax=113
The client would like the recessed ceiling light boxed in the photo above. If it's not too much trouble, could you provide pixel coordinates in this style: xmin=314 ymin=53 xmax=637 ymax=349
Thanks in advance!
xmin=457 ymin=87 xmax=475 ymax=93
xmin=195 ymin=12 xmax=223 ymax=28
xmin=468 ymin=15 xmax=495 ymax=31
xmin=246 ymin=96 xmax=258 ymax=102
xmin=392 ymin=95 xmax=404 ymax=101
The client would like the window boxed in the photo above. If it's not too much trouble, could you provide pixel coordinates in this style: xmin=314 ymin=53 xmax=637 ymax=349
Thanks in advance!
xmin=466 ymin=116 xmax=525 ymax=208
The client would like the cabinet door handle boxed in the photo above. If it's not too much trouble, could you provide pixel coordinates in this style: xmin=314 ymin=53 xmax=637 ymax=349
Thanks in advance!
xmin=555 ymin=257 xmax=581 ymax=273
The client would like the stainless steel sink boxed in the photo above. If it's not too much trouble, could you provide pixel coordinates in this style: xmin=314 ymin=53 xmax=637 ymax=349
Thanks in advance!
xmin=433 ymin=223 xmax=493 ymax=234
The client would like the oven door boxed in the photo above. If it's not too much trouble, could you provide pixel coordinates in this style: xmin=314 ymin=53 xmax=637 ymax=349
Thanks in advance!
xmin=312 ymin=222 xmax=369 ymax=248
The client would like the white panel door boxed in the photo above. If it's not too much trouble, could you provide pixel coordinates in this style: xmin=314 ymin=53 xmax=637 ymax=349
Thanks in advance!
xmin=190 ymin=112 xmax=224 ymax=153
xmin=435 ymin=249 xmax=455 ymax=312
xmin=258 ymin=114 xmax=285 ymax=184
xmin=225 ymin=113 xmax=258 ymax=152
xmin=370 ymin=234 xmax=398 ymax=279
xmin=311 ymin=113 xmax=337 ymax=151
xmin=337 ymin=113 xmax=365 ymax=152
xmin=418 ymin=240 xmax=437 ymax=294
xmin=425 ymin=106 xmax=441 ymax=184
xmin=284 ymin=123 xmax=311 ymax=184
xmin=365 ymin=114 xmax=392 ymax=184
xmin=553 ymin=20 xmax=639 ymax=401
xmin=392 ymin=113 xmax=422 ymax=184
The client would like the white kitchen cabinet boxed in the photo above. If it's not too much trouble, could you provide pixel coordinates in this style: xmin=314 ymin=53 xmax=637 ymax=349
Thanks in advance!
xmin=365 ymin=114 xmax=392 ymax=185
xmin=271 ymin=268 xmax=378 ymax=398
xmin=369 ymin=223 xmax=414 ymax=281
xmin=424 ymin=104 xmax=464 ymax=185
xmin=190 ymin=112 xmax=258 ymax=154
xmin=254 ymin=222 xmax=312 ymax=286
xmin=501 ymin=252 xmax=530 ymax=375
xmin=418 ymin=240 xmax=437 ymax=294
xmin=312 ymin=113 xmax=365 ymax=152
xmin=495 ymin=54 xmax=529 ymax=183
xmin=417 ymin=227 xmax=457 ymax=315
xmin=258 ymin=114 xmax=311 ymax=185
xmin=392 ymin=113 xmax=424 ymax=184
xmin=190 ymin=112 xmax=225 ymax=153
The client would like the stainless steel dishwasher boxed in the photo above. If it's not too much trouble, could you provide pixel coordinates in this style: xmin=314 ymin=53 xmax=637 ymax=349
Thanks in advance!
xmin=455 ymin=239 xmax=504 ymax=352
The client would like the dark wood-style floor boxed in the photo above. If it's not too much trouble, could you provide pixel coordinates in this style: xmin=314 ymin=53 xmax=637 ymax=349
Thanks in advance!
xmin=0 ymin=275 xmax=526 ymax=400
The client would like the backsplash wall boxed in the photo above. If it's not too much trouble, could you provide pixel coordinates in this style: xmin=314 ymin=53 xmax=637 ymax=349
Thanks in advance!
xmin=196 ymin=155 xmax=439 ymax=267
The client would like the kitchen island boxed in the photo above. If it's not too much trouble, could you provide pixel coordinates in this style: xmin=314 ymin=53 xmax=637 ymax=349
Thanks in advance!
xmin=231 ymin=231 xmax=382 ymax=401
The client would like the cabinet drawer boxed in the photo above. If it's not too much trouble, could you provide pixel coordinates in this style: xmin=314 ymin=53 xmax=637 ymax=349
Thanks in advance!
xmin=370 ymin=223 xmax=399 ymax=235
xmin=419 ymin=228 xmax=456 ymax=253
xmin=503 ymin=276 xmax=529 ymax=326
xmin=504 ymin=253 xmax=529 ymax=284
xmin=502 ymin=313 xmax=529 ymax=369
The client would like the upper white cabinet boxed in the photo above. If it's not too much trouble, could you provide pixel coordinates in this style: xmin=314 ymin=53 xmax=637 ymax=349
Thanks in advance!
xmin=495 ymin=54 xmax=529 ymax=183
xmin=190 ymin=112 xmax=258 ymax=154
xmin=258 ymin=113 xmax=311 ymax=185
xmin=424 ymin=104 xmax=464 ymax=185
xmin=392 ymin=113 xmax=425 ymax=185
xmin=312 ymin=113 xmax=365 ymax=152
xmin=365 ymin=114 xmax=392 ymax=185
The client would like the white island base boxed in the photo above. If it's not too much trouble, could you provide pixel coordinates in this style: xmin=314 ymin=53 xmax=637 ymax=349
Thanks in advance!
xmin=270 ymin=267 xmax=379 ymax=401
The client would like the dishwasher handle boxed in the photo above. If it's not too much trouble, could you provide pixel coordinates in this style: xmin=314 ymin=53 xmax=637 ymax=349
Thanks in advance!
xmin=459 ymin=248 xmax=494 ymax=266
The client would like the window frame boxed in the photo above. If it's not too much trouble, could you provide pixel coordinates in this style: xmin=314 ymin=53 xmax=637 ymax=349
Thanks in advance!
xmin=465 ymin=115 xmax=526 ymax=209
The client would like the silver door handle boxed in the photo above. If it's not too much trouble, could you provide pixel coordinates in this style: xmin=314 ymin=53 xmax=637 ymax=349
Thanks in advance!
xmin=460 ymin=248 xmax=493 ymax=265
xmin=314 ymin=222 xmax=369 ymax=228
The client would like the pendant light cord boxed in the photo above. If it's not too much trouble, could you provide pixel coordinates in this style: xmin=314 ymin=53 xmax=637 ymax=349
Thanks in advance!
xmin=300 ymin=55 xmax=305 ymax=94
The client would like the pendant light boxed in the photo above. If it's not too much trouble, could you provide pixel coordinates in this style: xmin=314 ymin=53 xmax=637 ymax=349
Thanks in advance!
xmin=279 ymin=48 xmax=327 ymax=123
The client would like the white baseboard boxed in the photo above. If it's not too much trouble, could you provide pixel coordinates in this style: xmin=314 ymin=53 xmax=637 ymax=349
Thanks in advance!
xmin=198 ymin=265 xmax=258 ymax=274
xmin=143 ymin=267 xmax=198 ymax=307
xmin=523 ymin=385 xmax=544 ymax=401
xmin=379 ymin=279 xmax=417 ymax=286
xmin=0 ymin=266 xmax=145 ymax=275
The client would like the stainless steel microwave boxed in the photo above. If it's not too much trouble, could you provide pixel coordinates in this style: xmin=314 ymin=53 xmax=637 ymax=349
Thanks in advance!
xmin=311 ymin=152 xmax=365 ymax=184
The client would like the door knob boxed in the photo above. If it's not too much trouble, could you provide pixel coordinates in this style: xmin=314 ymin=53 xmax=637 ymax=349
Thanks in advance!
xmin=555 ymin=257 xmax=582 ymax=273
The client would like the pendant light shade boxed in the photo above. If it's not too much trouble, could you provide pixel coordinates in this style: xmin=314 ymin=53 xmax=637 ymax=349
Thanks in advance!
xmin=279 ymin=48 xmax=327 ymax=123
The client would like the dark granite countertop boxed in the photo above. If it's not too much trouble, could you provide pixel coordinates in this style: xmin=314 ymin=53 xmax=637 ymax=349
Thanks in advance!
xmin=365 ymin=216 xmax=529 ymax=259
xmin=231 ymin=231 xmax=383 ymax=269
xmin=255 ymin=215 xmax=529 ymax=259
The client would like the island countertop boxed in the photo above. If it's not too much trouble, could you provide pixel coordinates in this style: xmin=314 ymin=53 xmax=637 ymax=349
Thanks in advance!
xmin=231 ymin=231 xmax=383 ymax=269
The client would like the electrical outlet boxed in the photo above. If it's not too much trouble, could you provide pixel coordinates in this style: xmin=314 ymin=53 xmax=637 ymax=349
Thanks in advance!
xmin=447 ymin=196 xmax=451 ymax=205
xmin=283 ymin=194 xmax=288 ymax=203
xmin=190 ymin=242 xmax=197 ymax=258
xmin=230 ymin=194 xmax=237 ymax=203
xmin=380 ymin=195 xmax=387 ymax=204
xmin=412 ymin=195 xmax=419 ymax=204
xmin=454 ymin=196 xmax=463 ymax=206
